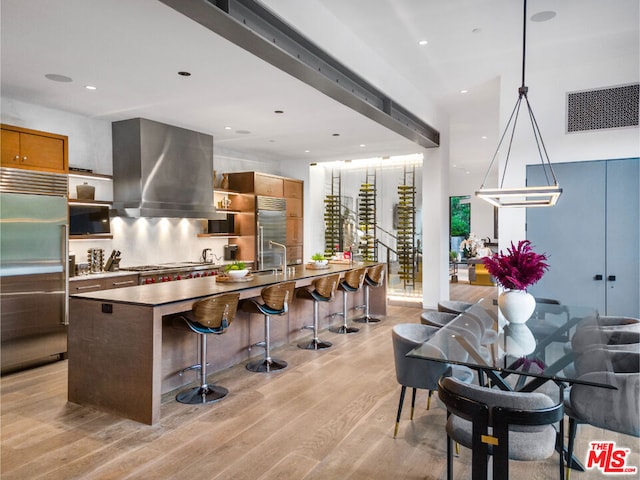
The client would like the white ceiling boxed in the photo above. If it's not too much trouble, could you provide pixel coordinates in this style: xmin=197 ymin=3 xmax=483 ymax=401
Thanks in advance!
xmin=1 ymin=0 xmax=638 ymax=177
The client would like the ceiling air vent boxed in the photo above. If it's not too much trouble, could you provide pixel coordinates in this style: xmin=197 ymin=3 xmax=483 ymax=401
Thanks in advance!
xmin=567 ymin=83 xmax=639 ymax=133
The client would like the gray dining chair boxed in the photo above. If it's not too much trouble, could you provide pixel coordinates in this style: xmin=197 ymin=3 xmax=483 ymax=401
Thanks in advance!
xmin=564 ymin=349 xmax=640 ymax=479
xmin=438 ymin=376 xmax=564 ymax=480
xmin=391 ymin=323 xmax=474 ymax=438
xmin=420 ymin=310 xmax=457 ymax=329
xmin=437 ymin=300 xmax=473 ymax=314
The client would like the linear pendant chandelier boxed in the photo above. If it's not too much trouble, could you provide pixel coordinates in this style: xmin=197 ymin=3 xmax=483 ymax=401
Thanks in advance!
xmin=476 ymin=0 xmax=562 ymax=208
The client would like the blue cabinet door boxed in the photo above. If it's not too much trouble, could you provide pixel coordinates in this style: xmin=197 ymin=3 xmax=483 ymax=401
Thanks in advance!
xmin=526 ymin=159 xmax=639 ymax=317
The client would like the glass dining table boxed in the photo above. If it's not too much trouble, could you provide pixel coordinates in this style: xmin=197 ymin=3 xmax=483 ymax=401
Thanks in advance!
xmin=407 ymin=298 xmax=620 ymax=474
xmin=407 ymin=298 xmax=617 ymax=393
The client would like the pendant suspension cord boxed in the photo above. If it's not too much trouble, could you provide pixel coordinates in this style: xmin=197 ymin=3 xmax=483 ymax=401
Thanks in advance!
xmin=521 ymin=0 xmax=528 ymax=89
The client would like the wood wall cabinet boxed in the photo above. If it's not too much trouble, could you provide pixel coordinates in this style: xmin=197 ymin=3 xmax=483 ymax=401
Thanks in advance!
xmin=228 ymin=171 xmax=284 ymax=197
xmin=226 ymin=172 xmax=304 ymax=265
xmin=1 ymin=124 xmax=68 ymax=173
xmin=284 ymin=179 xmax=303 ymax=264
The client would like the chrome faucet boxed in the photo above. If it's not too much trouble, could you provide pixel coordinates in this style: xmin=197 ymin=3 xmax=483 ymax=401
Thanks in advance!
xmin=269 ymin=241 xmax=286 ymax=274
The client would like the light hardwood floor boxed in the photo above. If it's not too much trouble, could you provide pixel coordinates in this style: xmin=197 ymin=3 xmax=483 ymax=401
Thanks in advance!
xmin=2 ymin=294 xmax=638 ymax=479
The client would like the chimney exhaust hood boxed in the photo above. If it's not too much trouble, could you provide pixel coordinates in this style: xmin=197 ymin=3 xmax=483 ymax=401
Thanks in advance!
xmin=112 ymin=118 xmax=216 ymax=219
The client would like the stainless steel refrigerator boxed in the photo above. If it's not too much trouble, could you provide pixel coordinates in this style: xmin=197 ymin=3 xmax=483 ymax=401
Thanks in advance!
xmin=1 ymin=168 xmax=69 ymax=374
xmin=255 ymin=196 xmax=287 ymax=270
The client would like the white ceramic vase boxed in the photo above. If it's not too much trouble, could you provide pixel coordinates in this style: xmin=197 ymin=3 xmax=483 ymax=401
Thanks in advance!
xmin=498 ymin=290 xmax=535 ymax=324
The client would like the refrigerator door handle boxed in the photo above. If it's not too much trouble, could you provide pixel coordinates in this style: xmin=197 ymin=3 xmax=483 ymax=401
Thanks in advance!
xmin=62 ymin=224 xmax=69 ymax=325
xmin=258 ymin=224 xmax=264 ymax=270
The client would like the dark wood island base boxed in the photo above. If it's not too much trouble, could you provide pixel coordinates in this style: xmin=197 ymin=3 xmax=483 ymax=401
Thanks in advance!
xmin=68 ymin=263 xmax=386 ymax=425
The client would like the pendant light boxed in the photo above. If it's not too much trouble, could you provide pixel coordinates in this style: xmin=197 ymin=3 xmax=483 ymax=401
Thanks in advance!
xmin=476 ymin=0 xmax=562 ymax=208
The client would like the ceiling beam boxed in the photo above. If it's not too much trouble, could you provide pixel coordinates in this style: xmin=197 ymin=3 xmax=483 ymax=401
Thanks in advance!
xmin=158 ymin=0 xmax=439 ymax=149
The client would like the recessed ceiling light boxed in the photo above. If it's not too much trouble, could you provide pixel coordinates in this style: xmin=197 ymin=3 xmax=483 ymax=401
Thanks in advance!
xmin=418 ymin=40 xmax=428 ymax=46
xmin=481 ymin=136 xmax=487 ymax=140
xmin=359 ymin=144 xmax=366 ymax=148
xmin=531 ymin=11 xmax=556 ymax=22
xmin=460 ymin=89 xmax=468 ymax=94
xmin=224 ymin=126 xmax=232 ymax=130
xmin=472 ymin=28 xmax=482 ymax=34
xmin=332 ymin=133 xmax=340 ymax=137
xmin=84 ymin=85 xmax=97 ymax=90
xmin=274 ymin=110 xmax=284 ymax=114
xmin=177 ymin=71 xmax=191 ymax=76
xmin=236 ymin=130 xmax=251 ymax=134
xmin=45 ymin=73 xmax=72 ymax=83
xmin=304 ymin=150 xmax=310 ymax=153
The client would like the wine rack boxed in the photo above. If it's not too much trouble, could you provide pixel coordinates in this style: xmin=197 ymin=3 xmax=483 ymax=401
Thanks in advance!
xmin=323 ymin=170 xmax=342 ymax=256
xmin=397 ymin=165 xmax=416 ymax=286
xmin=358 ymin=170 xmax=377 ymax=261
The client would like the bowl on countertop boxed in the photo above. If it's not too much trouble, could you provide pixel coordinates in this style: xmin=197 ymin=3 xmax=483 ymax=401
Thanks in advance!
xmin=227 ymin=269 xmax=249 ymax=279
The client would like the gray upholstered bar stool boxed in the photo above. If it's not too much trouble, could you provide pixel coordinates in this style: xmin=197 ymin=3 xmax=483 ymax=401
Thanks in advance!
xmin=330 ymin=267 xmax=367 ymax=334
xmin=297 ymin=273 xmax=340 ymax=350
xmin=174 ymin=292 xmax=240 ymax=404
xmin=354 ymin=264 xmax=385 ymax=324
xmin=242 ymin=281 xmax=296 ymax=373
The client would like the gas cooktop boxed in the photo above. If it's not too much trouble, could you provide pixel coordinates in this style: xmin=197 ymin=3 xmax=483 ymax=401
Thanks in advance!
xmin=121 ymin=262 xmax=221 ymax=272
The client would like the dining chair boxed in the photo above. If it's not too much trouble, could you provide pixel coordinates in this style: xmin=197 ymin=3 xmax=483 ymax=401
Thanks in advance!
xmin=438 ymin=376 xmax=564 ymax=480
xmin=420 ymin=310 xmax=458 ymax=329
xmin=564 ymin=349 xmax=640 ymax=479
xmin=391 ymin=323 xmax=474 ymax=438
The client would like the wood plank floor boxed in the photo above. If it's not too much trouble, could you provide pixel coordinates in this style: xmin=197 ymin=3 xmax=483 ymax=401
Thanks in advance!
xmin=2 ymin=295 xmax=638 ymax=479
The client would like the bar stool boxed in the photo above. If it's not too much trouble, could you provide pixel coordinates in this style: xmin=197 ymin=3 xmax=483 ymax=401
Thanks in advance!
xmin=330 ymin=267 xmax=367 ymax=334
xmin=242 ymin=281 xmax=296 ymax=373
xmin=174 ymin=292 xmax=240 ymax=404
xmin=354 ymin=264 xmax=385 ymax=323
xmin=297 ymin=273 xmax=340 ymax=350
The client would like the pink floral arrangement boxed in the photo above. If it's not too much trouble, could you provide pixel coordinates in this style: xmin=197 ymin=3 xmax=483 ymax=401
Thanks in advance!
xmin=482 ymin=240 xmax=549 ymax=291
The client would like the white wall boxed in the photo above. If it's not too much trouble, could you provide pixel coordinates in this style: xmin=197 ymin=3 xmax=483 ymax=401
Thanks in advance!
xmin=495 ymin=51 xmax=640 ymax=251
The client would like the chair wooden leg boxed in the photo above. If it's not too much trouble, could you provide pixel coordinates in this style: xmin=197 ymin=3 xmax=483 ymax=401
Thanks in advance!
xmin=427 ymin=390 xmax=433 ymax=410
xmin=394 ymin=386 xmax=407 ymax=438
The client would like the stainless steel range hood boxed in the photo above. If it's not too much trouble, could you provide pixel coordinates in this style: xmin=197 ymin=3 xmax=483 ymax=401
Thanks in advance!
xmin=112 ymin=118 xmax=216 ymax=219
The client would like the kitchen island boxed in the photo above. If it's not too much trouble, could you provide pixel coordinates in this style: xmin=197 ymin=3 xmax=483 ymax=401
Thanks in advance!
xmin=68 ymin=262 xmax=386 ymax=424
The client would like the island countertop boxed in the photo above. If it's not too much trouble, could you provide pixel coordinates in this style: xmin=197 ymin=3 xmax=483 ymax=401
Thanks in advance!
xmin=70 ymin=262 xmax=376 ymax=307
xmin=68 ymin=261 xmax=387 ymax=425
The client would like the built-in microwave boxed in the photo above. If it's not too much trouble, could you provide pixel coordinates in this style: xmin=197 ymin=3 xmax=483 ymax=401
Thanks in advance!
xmin=69 ymin=204 xmax=111 ymax=235
xmin=207 ymin=214 xmax=235 ymax=234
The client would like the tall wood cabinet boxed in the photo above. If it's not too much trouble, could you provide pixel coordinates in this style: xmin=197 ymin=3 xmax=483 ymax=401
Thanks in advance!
xmin=227 ymin=172 xmax=304 ymax=265
xmin=527 ymin=158 xmax=639 ymax=317
xmin=1 ymin=124 xmax=68 ymax=173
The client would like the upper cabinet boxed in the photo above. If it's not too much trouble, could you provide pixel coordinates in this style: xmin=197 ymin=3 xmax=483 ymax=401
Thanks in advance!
xmin=228 ymin=172 xmax=284 ymax=197
xmin=1 ymin=124 xmax=68 ymax=174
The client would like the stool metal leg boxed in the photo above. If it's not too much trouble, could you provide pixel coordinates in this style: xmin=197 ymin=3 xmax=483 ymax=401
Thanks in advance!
xmin=330 ymin=290 xmax=359 ymax=334
xmin=353 ymin=285 xmax=380 ymax=323
xmin=247 ymin=314 xmax=288 ymax=372
xmin=176 ymin=333 xmax=228 ymax=404
xmin=298 ymin=300 xmax=332 ymax=349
